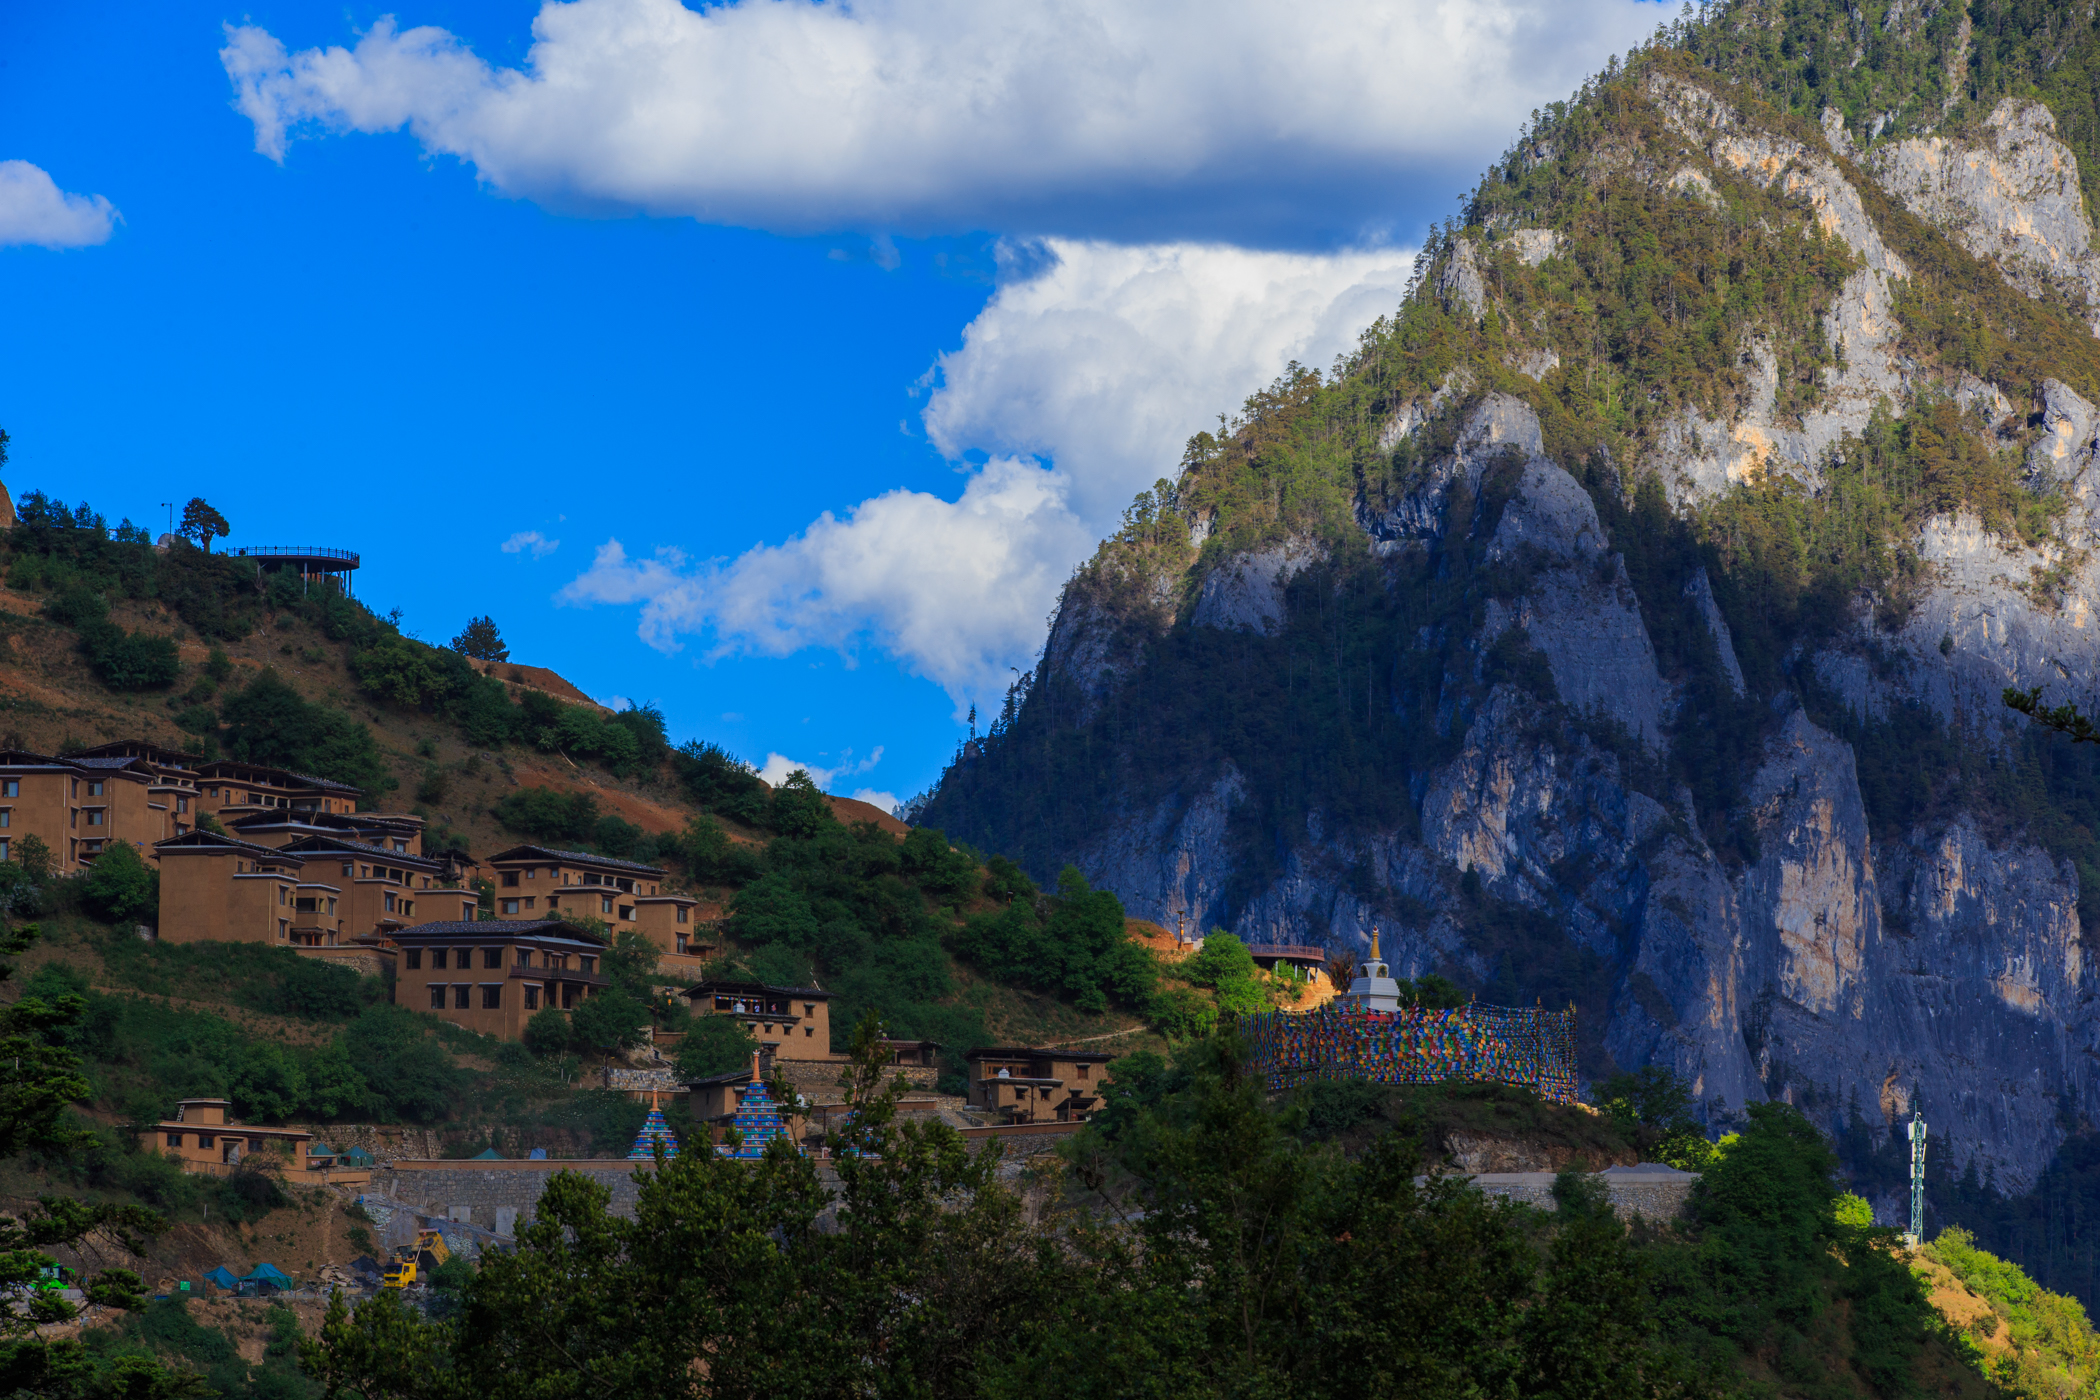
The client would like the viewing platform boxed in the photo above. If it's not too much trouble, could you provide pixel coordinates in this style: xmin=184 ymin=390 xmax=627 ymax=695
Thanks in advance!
xmin=1244 ymin=943 xmax=1329 ymax=970
xmin=233 ymin=545 xmax=361 ymax=595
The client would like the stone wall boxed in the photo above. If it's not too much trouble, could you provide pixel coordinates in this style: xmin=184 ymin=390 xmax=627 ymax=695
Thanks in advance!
xmin=773 ymin=1058 xmax=938 ymax=1105
xmin=1460 ymin=1169 xmax=1698 ymax=1222
xmin=372 ymin=1163 xmax=644 ymax=1232
xmin=294 ymin=946 xmax=393 ymax=980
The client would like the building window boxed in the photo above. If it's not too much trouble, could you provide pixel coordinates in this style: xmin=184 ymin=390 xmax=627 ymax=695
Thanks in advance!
xmin=342 ymin=863 xmax=354 ymax=877
xmin=278 ymin=920 xmax=289 ymax=940
xmin=0 ymin=811 xmax=10 ymax=829
xmin=166 ymin=1133 xmax=183 ymax=1148
xmin=429 ymin=985 xmax=446 ymax=1009
xmin=279 ymin=887 xmax=287 ymax=906
xmin=0 ymin=781 xmax=15 ymax=797
xmin=402 ymin=900 xmax=413 ymax=917
xmin=516 ymin=947 xmax=533 ymax=966
xmin=86 ymin=809 xmax=104 ymax=826
xmin=483 ymin=948 xmax=502 ymax=969
xmin=501 ymin=899 xmax=520 ymax=915
xmin=676 ymin=907 xmax=688 ymax=924
xmin=481 ymin=984 xmax=502 ymax=1009
xmin=393 ymin=840 xmax=407 ymax=853
xmin=805 ymin=1004 xmax=816 ymax=1016
xmin=502 ymin=872 xmax=519 ymax=888
xmin=453 ymin=985 xmax=470 ymax=1009
xmin=523 ymin=897 xmax=536 ymax=911
xmin=1077 ymin=1064 xmax=1090 ymax=1080
xmin=0 ymin=840 xmax=9 ymax=861
xmin=385 ymin=892 xmax=397 ymax=913
xmin=580 ymin=957 xmax=596 ymax=975
xmin=524 ymin=985 xmax=539 ymax=1010
xmin=805 ymin=1027 xmax=814 ymax=1037
xmin=676 ymin=935 xmax=687 ymax=954
xmin=432 ymin=948 xmax=448 ymax=970
xmin=526 ymin=867 xmax=536 ymax=880
xmin=600 ymin=898 xmax=613 ymax=915
xmin=406 ymin=949 xmax=422 ymax=970
xmin=88 ymin=781 xmax=104 ymax=797
xmin=360 ymin=865 xmax=371 ymax=878
xmin=197 ymin=1135 xmax=215 ymax=1149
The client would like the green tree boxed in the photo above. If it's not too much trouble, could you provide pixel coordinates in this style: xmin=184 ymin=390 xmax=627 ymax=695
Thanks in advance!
xmin=675 ymin=1016 xmax=758 ymax=1079
xmin=176 ymin=498 xmax=229 ymax=552
xmin=569 ymin=988 xmax=647 ymax=1055
xmin=81 ymin=843 xmax=156 ymax=925
xmin=448 ymin=615 xmax=508 ymax=662
xmin=219 ymin=669 xmax=386 ymax=795
xmin=768 ymin=769 xmax=834 ymax=839
xmin=522 ymin=1006 xmax=574 ymax=1059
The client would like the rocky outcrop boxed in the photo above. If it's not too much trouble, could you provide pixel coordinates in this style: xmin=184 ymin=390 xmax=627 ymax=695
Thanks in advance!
xmin=1871 ymin=99 xmax=2100 ymax=334
xmin=1191 ymin=537 xmax=1325 ymax=634
xmin=1438 ymin=238 xmax=1488 ymax=321
xmin=1648 ymin=73 xmax=1914 ymax=502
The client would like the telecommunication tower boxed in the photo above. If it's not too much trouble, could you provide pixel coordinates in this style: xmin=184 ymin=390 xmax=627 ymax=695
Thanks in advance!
xmin=1906 ymin=1112 xmax=1928 ymax=1247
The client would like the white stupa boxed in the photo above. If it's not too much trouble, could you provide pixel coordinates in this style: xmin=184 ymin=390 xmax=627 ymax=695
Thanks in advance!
xmin=1344 ymin=929 xmax=1403 ymax=1012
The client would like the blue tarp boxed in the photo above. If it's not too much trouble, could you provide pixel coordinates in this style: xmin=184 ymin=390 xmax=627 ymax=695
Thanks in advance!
xmin=203 ymin=1267 xmax=238 ymax=1290
xmin=472 ymin=1148 xmax=503 ymax=1160
xmin=243 ymin=1263 xmax=291 ymax=1285
xmin=342 ymin=1147 xmax=375 ymax=1167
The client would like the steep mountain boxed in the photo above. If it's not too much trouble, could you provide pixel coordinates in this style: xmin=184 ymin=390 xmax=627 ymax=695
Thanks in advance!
xmin=917 ymin=0 xmax=2100 ymax=1219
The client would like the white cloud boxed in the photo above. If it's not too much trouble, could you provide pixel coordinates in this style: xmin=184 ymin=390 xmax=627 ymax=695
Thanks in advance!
xmin=559 ymin=456 xmax=1095 ymax=702
xmin=848 ymin=789 xmax=902 ymax=816
xmin=559 ymin=239 xmax=1410 ymax=706
xmin=756 ymin=747 xmax=886 ymax=792
xmin=926 ymin=239 xmax=1416 ymax=526
xmin=502 ymin=530 xmax=560 ymax=557
xmin=0 ymin=161 xmax=119 ymax=249
xmin=222 ymin=0 xmax=1663 ymax=242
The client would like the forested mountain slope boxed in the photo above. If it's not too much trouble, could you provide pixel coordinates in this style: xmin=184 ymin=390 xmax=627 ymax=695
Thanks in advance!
xmin=917 ymin=0 xmax=2100 ymax=1243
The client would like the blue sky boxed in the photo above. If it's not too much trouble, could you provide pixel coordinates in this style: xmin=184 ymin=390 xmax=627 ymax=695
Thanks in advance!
xmin=0 ymin=0 xmax=1662 ymax=812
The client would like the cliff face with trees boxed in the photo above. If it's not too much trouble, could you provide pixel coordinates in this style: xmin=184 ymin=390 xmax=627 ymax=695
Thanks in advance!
xmin=919 ymin=0 xmax=2100 ymax=1241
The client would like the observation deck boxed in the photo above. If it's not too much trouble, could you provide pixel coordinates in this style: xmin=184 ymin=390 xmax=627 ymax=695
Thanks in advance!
xmin=233 ymin=545 xmax=361 ymax=595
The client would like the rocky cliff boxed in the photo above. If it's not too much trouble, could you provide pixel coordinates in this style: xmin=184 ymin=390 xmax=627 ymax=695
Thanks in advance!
xmin=918 ymin=1 xmax=2100 ymax=1203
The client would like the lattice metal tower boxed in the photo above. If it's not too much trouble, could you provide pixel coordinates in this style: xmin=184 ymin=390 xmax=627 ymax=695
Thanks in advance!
xmin=1907 ymin=1112 xmax=1929 ymax=1247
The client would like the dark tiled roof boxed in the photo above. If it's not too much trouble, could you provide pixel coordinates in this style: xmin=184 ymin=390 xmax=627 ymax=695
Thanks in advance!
xmin=71 ymin=756 xmax=147 ymax=771
xmin=155 ymin=830 xmax=305 ymax=861
xmin=63 ymin=741 xmax=207 ymax=766
xmin=196 ymin=759 xmax=361 ymax=794
xmin=964 ymin=1046 xmax=1118 ymax=1062
xmin=393 ymin=919 xmax=608 ymax=946
xmin=684 ymin=979 xmax=830 ymax=999
xmin=0 ymin=750 xmax=77 ymax=770
xmin=486 ymin=844 xmax=666 ymax=876
xmin=686 ymin=1069 xmax=757 ymax=1088
xmin=279 ymin=835 xmax=443 ymax=868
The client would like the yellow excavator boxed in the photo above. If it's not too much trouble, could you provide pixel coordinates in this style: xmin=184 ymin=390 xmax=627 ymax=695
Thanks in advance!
xmin=381 ymin=1229 xmax=451 ymax=1289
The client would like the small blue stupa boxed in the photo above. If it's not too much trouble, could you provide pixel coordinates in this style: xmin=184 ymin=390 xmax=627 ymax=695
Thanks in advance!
xmin=718 ymin=1053 xmax=796 ymax=1160
xmin=628 ymin=1091 xmax=681 ymax=1161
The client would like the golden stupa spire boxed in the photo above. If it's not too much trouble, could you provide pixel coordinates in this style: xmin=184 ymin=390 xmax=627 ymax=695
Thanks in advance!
xmin=1370 ymin=927 xmax=1381 ymax=962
